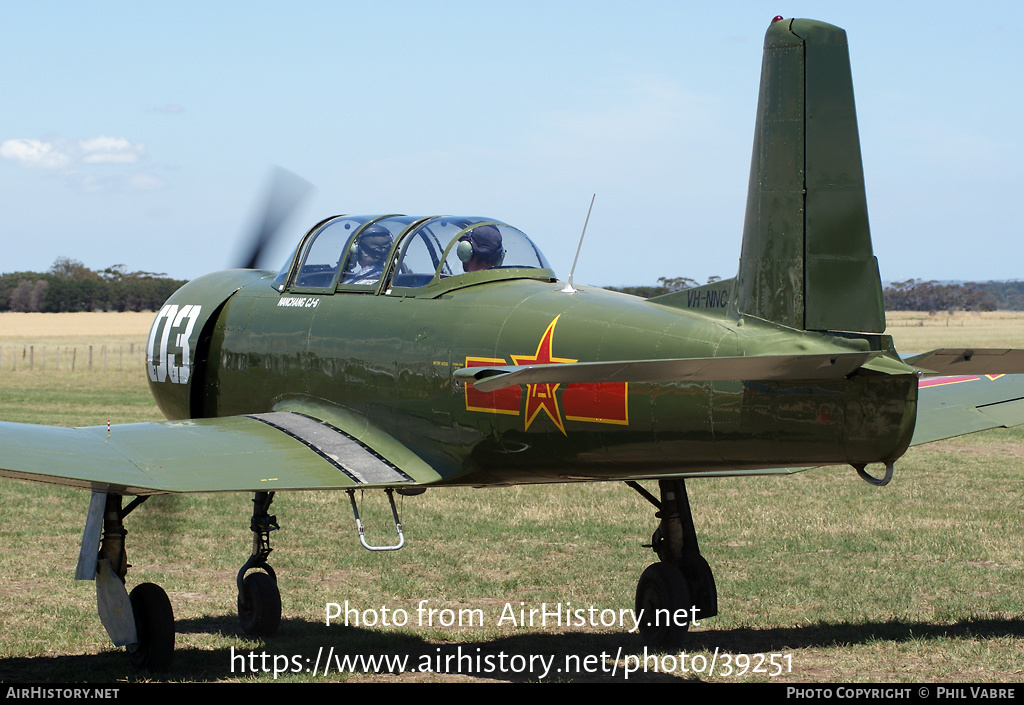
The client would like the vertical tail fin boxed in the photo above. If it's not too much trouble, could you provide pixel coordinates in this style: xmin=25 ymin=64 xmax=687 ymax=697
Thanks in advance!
xmin=735 ymin=18 xmax=885 ymax=333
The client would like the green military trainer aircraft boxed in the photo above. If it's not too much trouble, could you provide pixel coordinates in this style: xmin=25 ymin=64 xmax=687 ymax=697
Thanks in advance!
xmin=3 ymin=17 xmax=1024 ymax=669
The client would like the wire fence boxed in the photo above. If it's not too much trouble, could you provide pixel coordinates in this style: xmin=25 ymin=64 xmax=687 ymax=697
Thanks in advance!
xmin=0 ymin=343 xmax=147 ymax=373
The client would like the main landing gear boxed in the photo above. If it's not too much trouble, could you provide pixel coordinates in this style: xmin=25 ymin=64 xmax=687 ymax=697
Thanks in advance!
xmin=80 ymin=486 xmax=413 ymax=667
xmin=82 ymin=490 xmax=287 ymax=669
xmin=84 ymin=492 xmax=175 ymax=670
xmin=627 ymin=479 xmax=718 ymax=647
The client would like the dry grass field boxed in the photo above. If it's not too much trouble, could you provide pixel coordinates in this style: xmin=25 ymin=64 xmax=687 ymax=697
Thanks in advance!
xmin=0 ymin=311 xmax=155 ymax=339
xmin=0 ymin=310 xmax=1022 ymax=683
xmin=886 ymin=310 xmax=1024 ymax=349
xmin=0 ymin=312 xmax=151 ymax=377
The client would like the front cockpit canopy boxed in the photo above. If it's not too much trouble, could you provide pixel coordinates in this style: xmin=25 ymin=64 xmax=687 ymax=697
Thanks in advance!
xmin=273 ymin=215 xmax=553 ymax=294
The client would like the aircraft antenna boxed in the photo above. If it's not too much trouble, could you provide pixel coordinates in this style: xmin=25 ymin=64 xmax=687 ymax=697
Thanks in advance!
xmin=561 ymin=193 xmax=595 ymax=294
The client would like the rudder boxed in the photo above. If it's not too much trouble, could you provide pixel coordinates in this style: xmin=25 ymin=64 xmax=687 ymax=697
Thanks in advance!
xmin=735 ymin=18 xmax=885 ymax=334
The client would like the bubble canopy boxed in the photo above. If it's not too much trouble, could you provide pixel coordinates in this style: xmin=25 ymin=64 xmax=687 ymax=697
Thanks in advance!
xmin=274 ymin=215 xmax=554 ymax=294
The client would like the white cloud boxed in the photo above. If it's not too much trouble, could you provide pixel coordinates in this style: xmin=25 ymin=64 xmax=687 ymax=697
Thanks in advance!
xmin=1 ymin=135 xmax=146 ymax=169
xmin=1 ymin=134 xmax=162 ymax=193
xmin=0 ymin=138 xmax=71 ymax=169
xmin=79 ymin=136 xmax=146 ymax=164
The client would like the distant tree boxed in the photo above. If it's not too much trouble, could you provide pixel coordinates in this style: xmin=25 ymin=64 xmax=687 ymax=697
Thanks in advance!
xmin=30 ymin=280 xmax=48 ymax=311
xmin=50 ymin=256 xmax=97 ymax=281
xmin=9 ymin=281 xmax=34 ymax=311
xmin=103 ymin=266 xmax=182 ymax=311
xmin=100 ymin=264 xmax=129 ymax=281
xmin=607 ymin=284 xmax=673 ymax=298
xmin=607 ymin=276 xmax=721 ymax=299
xmin=0 ymin=272 xmax=45 ymax=311
xmin=2 ymin=259 xmax=182 ymax=312
xmin=979 ymin=280 xmax=1024 ymax=310
xmin=657 ymin=276 xmax=700 ymax=292
xmin=8 ymin=280 xmax=48 ymax=312
xmin=883 ymin=279 xmax=996 ymax=313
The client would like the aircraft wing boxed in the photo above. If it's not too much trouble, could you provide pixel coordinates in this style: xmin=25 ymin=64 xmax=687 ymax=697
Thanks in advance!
xmin=912 ymin=373 xmax=1024 ymax=445
xmin=455 ymin=351 xmax=880 ymax=393
xmin=0 ymin=405 xmax=441 ymax=495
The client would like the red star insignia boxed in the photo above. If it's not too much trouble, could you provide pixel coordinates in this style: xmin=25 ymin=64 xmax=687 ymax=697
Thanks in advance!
xmin=510 ymin=315 xmax=577 ymax=434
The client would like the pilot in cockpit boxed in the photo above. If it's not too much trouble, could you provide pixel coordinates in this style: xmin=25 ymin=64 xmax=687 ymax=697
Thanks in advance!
xmin=457 ymin=225 xmax=505 ymax=273
xmin=343 ymin=225 xmax=393 ymax=285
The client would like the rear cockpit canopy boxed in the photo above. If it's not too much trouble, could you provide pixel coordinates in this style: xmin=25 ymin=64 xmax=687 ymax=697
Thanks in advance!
xmin=273 ymin=215 xmax=553 ymax=295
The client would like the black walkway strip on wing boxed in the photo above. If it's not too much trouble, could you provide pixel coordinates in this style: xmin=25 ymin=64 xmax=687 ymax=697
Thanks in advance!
xmin=246 ymin=412 xmax=413 ymax=484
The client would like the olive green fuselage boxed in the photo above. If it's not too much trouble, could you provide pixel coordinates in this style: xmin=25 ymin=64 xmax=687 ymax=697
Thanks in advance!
xmin=147 ymin=270 xmax=916 ymax=486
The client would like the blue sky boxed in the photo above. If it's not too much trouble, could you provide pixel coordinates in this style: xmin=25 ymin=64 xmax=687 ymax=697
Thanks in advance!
xmin=2 ymin=1 xmax=1022 ymax=287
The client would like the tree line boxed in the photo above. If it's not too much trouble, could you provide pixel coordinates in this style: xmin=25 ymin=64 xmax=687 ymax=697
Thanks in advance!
xmin=6 ymin=261 xmax=1021 ymax=314
xmin=608 ymin=277 xmax=1024 ymax=312
xmin=607 ymin=276 xmax=722 ymax=299
xmin=882 ymin=279 xmax=997 ymax=312
xmin=1 ymin=258 xmax=186 ymax=313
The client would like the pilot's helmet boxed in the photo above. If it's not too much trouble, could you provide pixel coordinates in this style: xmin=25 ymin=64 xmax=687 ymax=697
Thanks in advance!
xmin=457 ymin=225 xmax=504 ymax=266
xmin=357 ymin=225 xmax=393 ymax=262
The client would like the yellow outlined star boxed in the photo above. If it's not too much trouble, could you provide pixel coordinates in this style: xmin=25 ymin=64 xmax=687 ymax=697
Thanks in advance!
xmin=510 ymin=315 xmax=577 ymax=434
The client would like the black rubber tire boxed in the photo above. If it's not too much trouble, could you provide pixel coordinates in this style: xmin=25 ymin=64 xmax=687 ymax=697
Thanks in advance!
xmin=238 ymin=571 xmax=282 ymax=636
xmin=635 ymin=562 xmax=692 ymax=648
xmin=128 ymin=582 xmax=175 ymax=670
xmin=689 ymin=555 xmax=718 ymax=620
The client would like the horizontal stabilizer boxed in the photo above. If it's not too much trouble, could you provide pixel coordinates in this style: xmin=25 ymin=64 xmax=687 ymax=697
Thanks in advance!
xmin=455 ymin=351 xmax=880 ymax=393
xmin=905 ymin=349 xmax=1024 ymax=376
xmin=913 ymin=373 xmax=1024 ymax=445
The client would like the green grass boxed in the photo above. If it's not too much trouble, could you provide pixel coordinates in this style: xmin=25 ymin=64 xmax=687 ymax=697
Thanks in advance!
xmin=0 ymin=336 xmax=1023 ymax=682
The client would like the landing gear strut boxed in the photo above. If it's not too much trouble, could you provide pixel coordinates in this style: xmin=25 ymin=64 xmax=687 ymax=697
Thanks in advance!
xmin=628 ymin=479 xmax=718 ymax=647
xmin=237 ymin=491 xmax=282 ymax=636
xmin=82 ymin=489 xmax=287 ymax=668
xmin=89 ymin=493 xmax=175 ymax=670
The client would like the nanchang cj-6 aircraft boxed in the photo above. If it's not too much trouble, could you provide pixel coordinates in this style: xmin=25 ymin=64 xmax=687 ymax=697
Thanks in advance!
xmin=4 ymin=17 xmax=1024 ymax=669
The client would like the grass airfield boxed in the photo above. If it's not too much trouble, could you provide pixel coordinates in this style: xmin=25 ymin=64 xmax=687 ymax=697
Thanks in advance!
xmin=0 ymin=310 xmax=1022 ymax=683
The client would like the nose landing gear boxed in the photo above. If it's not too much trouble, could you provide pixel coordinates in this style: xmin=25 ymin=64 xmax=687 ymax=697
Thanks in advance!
xmin=237 ymin=491 xmax=282 ymax=636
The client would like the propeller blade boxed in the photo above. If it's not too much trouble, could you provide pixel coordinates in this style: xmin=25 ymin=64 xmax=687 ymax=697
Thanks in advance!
xmin=236 ymin=167 xmax=313 ymax=270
